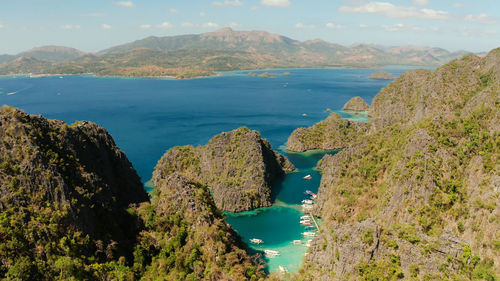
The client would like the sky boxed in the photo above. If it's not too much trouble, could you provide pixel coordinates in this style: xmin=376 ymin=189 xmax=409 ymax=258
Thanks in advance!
xmin=0 ymin=0 xmax=499 ymax=54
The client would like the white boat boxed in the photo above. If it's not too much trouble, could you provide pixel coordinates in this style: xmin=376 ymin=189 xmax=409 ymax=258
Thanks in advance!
xmin=292 ymin=240 xmax=302 ymax=245
xmin=302 ymin=204 xmax=313 ymax=209
xmin=264 ymin=249 xmax=280 ymax=257
xmin=303 ymin=174 xmax=312 ymax=180
xmin=279 ymin=265 xmax=289 ymax=274
xmin=302 ymin=232 xmax=316 ymax=237
xmin=250 ymin=238 xmax=263 ymax=244
xmin=302 ymin=199 xmax=314 ymax=204
xmin=300 ymin=215 xmax=311 ymax=220
xmin=300 ymin=220 xmax=312 ymax=225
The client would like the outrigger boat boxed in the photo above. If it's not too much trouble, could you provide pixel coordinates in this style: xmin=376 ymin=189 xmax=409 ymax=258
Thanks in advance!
xmin=302 ymin=232 xmax=317 ymax=237
xmin=302 ymin=199 xmax=313 ymax=204
xmin=264 ymin=249 xmax=280 ymax=257
xmin=249 ymin=238 xmax=263 ymax=244
xmin=279 ymin=265 xmax=289 ymax=274
xmin=300 ymin=215 xmax=311 ymax=220
xmin=300 ymin=220 xmax=312 ymax=225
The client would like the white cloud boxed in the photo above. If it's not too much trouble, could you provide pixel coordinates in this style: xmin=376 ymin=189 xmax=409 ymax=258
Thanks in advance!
xmin=168 ymin=8 xmax=179 ymax=13
xmin=101 ymin=24 xmax=112 ymax=29
xmin=229 ymin=22 xmax=242 ymax=28
xmin=61 ymin=25 xmax=81 ymax=30
xmin=381 ymin=23 xmax=439 ymax=33
xmin=261 ymin=0 xmax=291 ymax=8
xmin=140 ymin=24 xmax=152 ymax=29
xmin=464 ymin=13 xmax=496 ymax=25
xmin=339 ymin=2 xmax=450 ymax=20
xmin=325 ymin=23 xmax=346 ymax=30
xmin=295 ymin=23 xmax=316 ymax=29
xmin=459 ymin=27 xmax=497 ymax=37
xmin=411 ymin=0 xmax=429 ymax=6
xmin=203 ymin=22 xmax=219 ymax=28
xmin=0 ymin=24 xmax=4 ymax=29
xmin=382 ymin=23 xmax=405 ymax=32
xmin=113 ymin=1 xmax=134 ymax=8
xmin=200 ymin=12 xmax=207 ymax=17
xmin=181 ymin=22 xmax=196 ymax=27
xmin=359 ymin=24 xmax=369 ymax=28
xmin=453 ymin=3 xmax=467 ymax=8
xmin=212 ymin=0 xmax=243 ymax=6
xmin=158 ymin=22 xmax=174 ymax=29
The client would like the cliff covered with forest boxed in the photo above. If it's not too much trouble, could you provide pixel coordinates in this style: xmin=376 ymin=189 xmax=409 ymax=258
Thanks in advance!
xmin=295 ymin=49 xmax=500 ymax=280
xmin=153 ymin=127 xmax=294 ymax=212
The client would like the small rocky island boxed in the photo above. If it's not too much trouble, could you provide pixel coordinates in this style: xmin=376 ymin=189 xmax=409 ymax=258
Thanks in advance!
xmin=248 ymin=72 xmax=278 ymax=78
xmin=342 ymin=96 xmax=369 ymax=112
xmin=153 ymin=127 xmax=295 ymax=212
xmin=368 ymin=70 xmax=395 ymax=80
xmin=286 ymin=113 xmax=367 ymax=152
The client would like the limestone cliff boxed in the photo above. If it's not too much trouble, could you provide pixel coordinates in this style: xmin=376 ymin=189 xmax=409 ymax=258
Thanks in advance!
xmin=342 ymin=96 xmax=369 ymax=112
xmin=136 ymin=174 xmax=264 ymax=280
xmin=286 ymin=113 xmax=367 ymax=152
xmin=0 ymin=106 xmax=149 ymax=279
xmin=296 ymin=49 xmax=500 ymax=280
xmin=369 ymin=70 xmax=395 ymax=80
xmin=153 ymin=127 xmax=294 ymax=212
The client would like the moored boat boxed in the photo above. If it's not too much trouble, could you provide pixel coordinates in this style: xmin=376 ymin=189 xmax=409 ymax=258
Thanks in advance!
xmin=279 ymin=265 xmax=289 ymax=274
xmin=250 ymin=238 xmax=263 ymax=244
xmin=302 ymin=231 xmax=316 ymax=237
xmin=264 ymin=249 xmax=280 ymax=257
xmin=303 ymin=174 xmax=312 ymax=180
xmin=292 ymin=240 xmax=302 ymax=245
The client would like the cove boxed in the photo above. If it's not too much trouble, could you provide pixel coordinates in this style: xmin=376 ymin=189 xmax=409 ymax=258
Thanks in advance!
xmin=0 ymin=67 xmax=410 ymax=272
xmin=226 ymin=149 xmax=338 ymax=273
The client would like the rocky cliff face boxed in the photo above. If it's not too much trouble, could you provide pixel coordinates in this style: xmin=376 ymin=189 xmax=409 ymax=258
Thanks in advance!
xmin=297 ymin=49 xmax=500 ymax=280
xmin=153 ymin=127 xmax=294 ymax=212
xmin=286 ymin=113 xmax=367 ymax=152
xmin=136 ymin=173 xmax=263 ymax=280
xmin=0 ymin=106 xmax=149 ymax=279
xmin=342 ymin=96 xmax=369 ymax=111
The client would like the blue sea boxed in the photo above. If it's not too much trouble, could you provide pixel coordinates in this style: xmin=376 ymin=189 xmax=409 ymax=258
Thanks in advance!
xmin=0 ymin=67 xmax=417 ymax=273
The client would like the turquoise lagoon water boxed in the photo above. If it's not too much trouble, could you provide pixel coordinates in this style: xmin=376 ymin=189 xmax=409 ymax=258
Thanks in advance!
xmin=0 ymin=67 xmax=415 ymax=272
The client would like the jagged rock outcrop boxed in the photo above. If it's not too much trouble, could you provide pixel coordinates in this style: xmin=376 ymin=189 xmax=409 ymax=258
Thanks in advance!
xmin=0 ymin=106 xmax=149 ymax=279
xmin=153 ymin=127 xmax=294 ymax=212
xmin=137 ymin=174 xmax=263 ymax=280
xmin=286 ymin=113 xmax=367 ymax=152
xmin=368 ymin=70 xmax=395 ymax=80
xmin=297 ymin=49 xmax=500 ymax=280
xmin=368 ymin=52 xmax=500 ymax=131
xmin=342 ymin=96 xmax=369 ymax=112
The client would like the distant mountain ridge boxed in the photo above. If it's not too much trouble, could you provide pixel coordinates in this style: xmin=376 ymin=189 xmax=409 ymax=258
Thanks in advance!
xmin=0 ymin=28 xmax=473 ymax=78
xmin=0 ymin=45 xmax=86 ymax=64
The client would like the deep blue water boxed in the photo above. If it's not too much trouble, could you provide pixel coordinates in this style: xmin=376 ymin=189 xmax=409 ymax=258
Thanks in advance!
xmin=0 ymin=67 xmax=418 ymax=272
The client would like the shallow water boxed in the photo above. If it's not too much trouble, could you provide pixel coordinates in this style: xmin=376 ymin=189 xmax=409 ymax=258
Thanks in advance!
xmin=0 ymin=67 xmax=417 ymax=272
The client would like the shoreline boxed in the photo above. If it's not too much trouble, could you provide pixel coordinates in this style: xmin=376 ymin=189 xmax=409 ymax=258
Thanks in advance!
xmin=0 ymin=64 xmax=434 ymax=80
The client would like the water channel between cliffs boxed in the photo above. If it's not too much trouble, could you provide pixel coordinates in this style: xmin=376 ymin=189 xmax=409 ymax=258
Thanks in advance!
xmin=226 ymin=148 xmax=338 ymax=273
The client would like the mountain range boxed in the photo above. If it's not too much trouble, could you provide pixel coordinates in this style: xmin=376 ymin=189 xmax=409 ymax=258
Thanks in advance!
xmin=0 ymin=28 xmax=471 ymax=78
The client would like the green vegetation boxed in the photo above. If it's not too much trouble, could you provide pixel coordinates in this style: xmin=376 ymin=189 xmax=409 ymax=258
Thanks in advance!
xmin=0 ymin=29 xmax=469 ymax=78
xmin=297 ymin=49 xmax=500 ymax=280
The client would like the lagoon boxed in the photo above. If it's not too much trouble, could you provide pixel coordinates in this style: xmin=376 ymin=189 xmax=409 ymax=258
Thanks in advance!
xmin=0 ymin=67 xmax=411 ymax=272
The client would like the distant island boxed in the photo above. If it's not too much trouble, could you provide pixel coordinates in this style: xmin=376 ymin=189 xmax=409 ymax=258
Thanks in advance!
xmin=0 ymin=28 xmax=471 ymax=79
xmin=368 ymin=70 xmax=395 ymax=80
